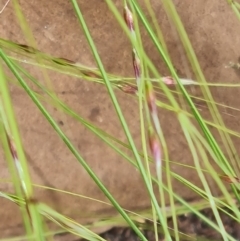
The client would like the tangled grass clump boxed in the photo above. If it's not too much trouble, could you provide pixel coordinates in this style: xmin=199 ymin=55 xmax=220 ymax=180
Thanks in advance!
xmin=1 ymin=0 xmax=240 ymax=240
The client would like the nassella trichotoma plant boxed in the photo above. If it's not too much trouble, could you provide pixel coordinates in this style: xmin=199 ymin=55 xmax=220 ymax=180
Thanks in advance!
xmin=2 ymin=34 xmax=238 ymax=241
xmin=1 ymin=0 xmax=240 ymax=240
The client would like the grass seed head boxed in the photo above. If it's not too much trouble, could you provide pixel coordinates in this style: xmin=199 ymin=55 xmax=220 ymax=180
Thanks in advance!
xmin=132 ymin=49 xmax=141 ymax=82
xmin=162 ymin=76 xmax=176 ymax=85
xmin=117 ymin=83 xmax=138 ymax=95
xmin=81 ymin=69 xmax=101 ymax=78
xmin=148 ymin=127 xmax=161 ymax=167
xmin=145 ymin=81 xmax=157 ymax=114
xmin=123 ymin=5 xmax=134 ymax=32
xmin=219 ymin=174 xmax=240 ymax=184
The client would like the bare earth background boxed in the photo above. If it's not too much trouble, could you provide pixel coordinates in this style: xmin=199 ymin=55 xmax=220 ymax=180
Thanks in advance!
xmin=1 ymin=0 xmax=240 ymax=239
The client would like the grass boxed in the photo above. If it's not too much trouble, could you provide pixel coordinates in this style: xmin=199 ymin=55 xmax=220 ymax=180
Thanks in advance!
xmin=0 ymin=0 xmax=240 ymax=240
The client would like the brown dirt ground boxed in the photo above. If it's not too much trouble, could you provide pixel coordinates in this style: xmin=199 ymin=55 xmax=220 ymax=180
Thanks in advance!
xmin=1 ymin=0 xmax=240 ymax=239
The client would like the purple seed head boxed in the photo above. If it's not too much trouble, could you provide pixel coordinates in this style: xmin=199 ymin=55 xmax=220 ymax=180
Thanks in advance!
xmin=118 ymin=83 xmax=138 ymax=95
xmin=146 ymin=81 xmax=157 ymax=114
xmin=162 ymin=76 xmax=175 ymax=85
xmin=123 ymin=5 xmax=134 ymax=32
xmin=148 ymin=127 xmax=161 ymax=166
xmin=132 ymin=49 xmax=141 ymax=81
